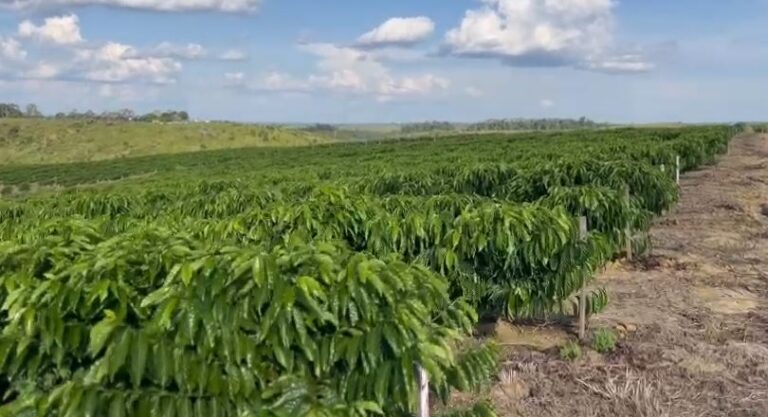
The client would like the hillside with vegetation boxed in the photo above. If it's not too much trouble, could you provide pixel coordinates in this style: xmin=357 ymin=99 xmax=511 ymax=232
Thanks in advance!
xmin=0 ymin=119 xmax=330 ymax=165
xmin=0 ymin=103 xmax=332 ymax=165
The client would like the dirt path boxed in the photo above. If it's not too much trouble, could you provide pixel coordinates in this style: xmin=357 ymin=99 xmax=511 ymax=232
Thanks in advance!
xmin=490 ymin=133 xmax=768 ymax=417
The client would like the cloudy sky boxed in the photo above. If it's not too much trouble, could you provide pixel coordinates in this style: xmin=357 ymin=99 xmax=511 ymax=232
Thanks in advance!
xmin=0 ymin=0 xmax=766 ymax=123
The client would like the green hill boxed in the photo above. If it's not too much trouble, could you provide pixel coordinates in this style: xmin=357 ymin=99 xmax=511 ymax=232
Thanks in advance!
xmin=0 ymin=118 xmax=331 ymax=165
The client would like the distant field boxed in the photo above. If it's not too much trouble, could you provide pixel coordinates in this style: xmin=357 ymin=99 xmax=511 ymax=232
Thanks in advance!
xmin=0 ymin=118 xmax=333 ymax=165
xmin=0 ymin=126 xmax=729 ymax=194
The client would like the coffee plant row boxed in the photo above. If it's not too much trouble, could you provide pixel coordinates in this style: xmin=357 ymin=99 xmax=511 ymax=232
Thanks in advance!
xmin=0 ymin=126 xmax=736 ymax=416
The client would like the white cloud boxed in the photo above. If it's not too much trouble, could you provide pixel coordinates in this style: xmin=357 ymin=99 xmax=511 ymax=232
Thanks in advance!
xmin=303 ymin=43 xmax=448 ymax=99
xmin=225 ymin=72 xmax=244 ymax=82
xmin=243 ymin=43 xmax=450 ymax=101
xmin=1 ymin=0 xmax=261 ymax=12
xmin=224 ymin=71 xmax=246 ymax=86
xmin=581 ymin=53 xmax=654 ymax=73
xmin=377 ymin=74 xmax=449 ymax=101
xmin=309 ymin=69 xmax=367 ymax=92
xmin=0 ymin=37 xmax=26 ymax=60
xmin=357 ymin=16 xmax=435 ymax=48
xmin=18 ymin=14 xmax=83 ymax=45
xmin=219 ymin=49 xmax=247 ymax=61
xmin=261 ymin=71 xmax=312 ymax=93
xmin=151 ymin=42 xmax=207 ymax=59
xmin=5 ymin=13 xmax=189 ymax=85
xmin=79 ymin=42 xmax=181 ymax=84
xmin=28 ymin=62 xmax=61 ymax=79
xmin=444 ymin=0 xmax=651 ymax=73
xmin=539 ymin=98 xmax=555 ymax=108
xmin=98 ymin=83 xmax=158 ymax=101
xmin=464 ymin=86 xmax=484 ymax=97
xmin=369 ymin=48 xmax=426 ymax=63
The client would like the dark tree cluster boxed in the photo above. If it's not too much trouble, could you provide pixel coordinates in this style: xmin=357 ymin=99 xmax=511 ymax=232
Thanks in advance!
xmin=54 ymin=109 xmax=189 ymax=122
xmin=466 ymin=117 xmax=599 ymax=132
xmin=302 ymin=123 xmax=338 ymax=133
xmin=400 ymin=121 xmax=456 ymax=134
xmin=0 ymin=103 xmax=42 ymax=118
xmin=400 ymin=117 xmax=602 ymax=134
xmin=135 ymin=110 xmax=190 ymax=123
xmin=0 ymin=102 xmax=190 ymax=123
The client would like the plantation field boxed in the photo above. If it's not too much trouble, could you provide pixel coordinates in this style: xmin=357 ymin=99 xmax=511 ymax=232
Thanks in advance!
xmin=0 ymin=126 xmax=738 ymax=416
xmin=1 ymin=126 xmax=725 ymax=190
xmin=496 ymin=133 xmax=768 ymax=416
xmin=0 ymin=118 xmax=331 ymax=166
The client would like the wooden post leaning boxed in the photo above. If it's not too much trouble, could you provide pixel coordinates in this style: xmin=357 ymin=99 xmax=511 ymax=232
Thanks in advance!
xmin=578 ymin=216 xmax=589 ymax=341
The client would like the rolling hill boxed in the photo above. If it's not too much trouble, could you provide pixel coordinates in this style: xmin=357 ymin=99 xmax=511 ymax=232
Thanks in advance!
xmin=0 ymin=118 xmax=333 ymax=165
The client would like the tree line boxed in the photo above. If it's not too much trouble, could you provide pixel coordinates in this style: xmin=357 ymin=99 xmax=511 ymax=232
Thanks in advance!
xmin=0 ymin=103 xmax=189 ymax=123
xmin=0 ymin=103 xmax=42 ymax=118
xmin=401 ymin=117 xmax=602 ymax=134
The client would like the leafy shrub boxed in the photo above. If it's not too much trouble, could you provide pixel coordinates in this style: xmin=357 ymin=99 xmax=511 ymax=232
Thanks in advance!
xmin=592 ymin=328 xmax=618 ymax=353
xmin=560 ymin=341 xmax=582 ymax=361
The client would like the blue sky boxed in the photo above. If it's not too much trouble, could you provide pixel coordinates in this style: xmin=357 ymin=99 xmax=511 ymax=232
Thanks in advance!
xmin=0 ymin=0 xmax=766 ymax=123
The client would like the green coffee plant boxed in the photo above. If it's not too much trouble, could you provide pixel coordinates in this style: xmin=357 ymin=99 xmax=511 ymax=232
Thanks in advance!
xmin=0 ymin=222 xmax=495 ymax=416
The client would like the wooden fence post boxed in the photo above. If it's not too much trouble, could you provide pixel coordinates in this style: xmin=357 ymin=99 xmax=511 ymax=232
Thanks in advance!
xmin=417 ymin=366 xmax=429 ymax=417
xmin=578 ymin=216 xmax=588 ymax=341
xmin=624 ymin=188 xmax=633 ymax=261
xmin=660 ymin=164 xmax=668 ymax=216
xmin=675 ymin=155 xmax=681 ymax=185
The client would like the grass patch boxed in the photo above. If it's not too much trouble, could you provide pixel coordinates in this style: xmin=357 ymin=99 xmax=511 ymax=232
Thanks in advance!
xmin=592 ymin=328 xmax=618 ymax=354
xmin=560 ymin=341 xmax=583 ymax=361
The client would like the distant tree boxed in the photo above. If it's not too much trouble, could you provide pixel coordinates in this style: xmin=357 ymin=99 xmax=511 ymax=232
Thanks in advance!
xmin=400 ymin=121 xmax=456 ymax=134
xmin=400 ymin=117 xmax=600 ymax=133
xmin=4 ymin=105 xmax=194 ymax=123
xmin=25 ymin=104 xmax=42 ymax=118
xmin=118 ymin=109 xmax=136 ymax=121
xmin=0 ymin=103 xmax=23 ymax=118
xmin=303 ymin=124 xmax=337 ymax=133
xmin=465 ymin=118 xmax=601 ymax=132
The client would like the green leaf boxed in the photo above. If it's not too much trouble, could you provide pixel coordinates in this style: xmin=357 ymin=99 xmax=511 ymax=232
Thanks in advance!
xmin=130 ymin=330 xmax=149 ymax=389
xmin=108 ymin=393 xmax=125 ymax=417
xmin=89 ymin=310 xmax=120 ymax=356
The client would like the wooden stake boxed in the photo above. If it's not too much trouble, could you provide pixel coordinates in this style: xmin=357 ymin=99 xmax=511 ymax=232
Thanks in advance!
xmin=578 ymin=216 xmax=588 ymax=341
xmin=417 ymin=366 xmax=429 ymax=417
xmin=660 ymin=164 xmax=668 ymax=216
xmin=624 ymin=188 xmax=633 ymax=261
xmin=675 ymin=155 xmax=681 ymax=185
